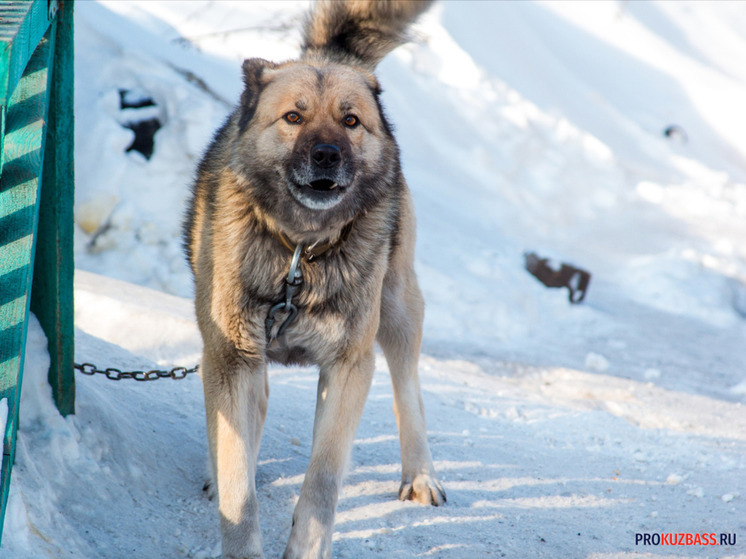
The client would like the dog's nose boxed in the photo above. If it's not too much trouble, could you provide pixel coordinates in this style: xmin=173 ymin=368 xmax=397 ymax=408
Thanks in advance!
xmin=310 ymin=143 xmax=342 ymax=169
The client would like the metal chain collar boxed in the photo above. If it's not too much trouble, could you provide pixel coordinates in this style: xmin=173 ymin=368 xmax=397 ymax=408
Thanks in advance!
xmin=75 ymin=362 xmax=199 ymax=381
xmin=265 ymin=243 xmax=304 ymax=344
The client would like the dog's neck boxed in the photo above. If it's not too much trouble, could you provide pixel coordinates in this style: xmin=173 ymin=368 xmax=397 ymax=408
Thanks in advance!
xmin=271 ymin=220 xmax=355 ymax=261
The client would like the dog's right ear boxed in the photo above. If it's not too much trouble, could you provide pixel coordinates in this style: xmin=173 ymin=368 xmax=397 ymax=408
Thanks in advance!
xmin=238 ymin=58 xmax=278 ymax=132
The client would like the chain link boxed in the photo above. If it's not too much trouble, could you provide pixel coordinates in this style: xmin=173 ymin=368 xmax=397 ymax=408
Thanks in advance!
xmin=75 ymin=362 xmax=199 ymax=382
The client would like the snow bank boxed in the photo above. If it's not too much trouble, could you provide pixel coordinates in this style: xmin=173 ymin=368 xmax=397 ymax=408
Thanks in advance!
xmin=4 ymin=274 xmax=745 ymax=558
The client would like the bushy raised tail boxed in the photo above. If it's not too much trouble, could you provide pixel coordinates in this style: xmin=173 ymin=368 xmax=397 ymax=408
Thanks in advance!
xmin=301 ymin=0 xmax=433 ymax=70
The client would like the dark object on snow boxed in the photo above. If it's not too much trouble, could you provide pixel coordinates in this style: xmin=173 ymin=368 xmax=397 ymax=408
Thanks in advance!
xmin=123 ymin=118 xmax=161 ymax=160
xmin=119 ymin=88 xmax=156 ymax=109
xmin=118 ymin=88 xmax=162 ymax=160
xmin=663 ymin=124 xmax=688 ymax=143
xmin=524 ymin=252 xmax=591 ymax=304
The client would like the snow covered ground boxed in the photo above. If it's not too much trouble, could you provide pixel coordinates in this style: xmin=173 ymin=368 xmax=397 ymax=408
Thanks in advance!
xmin=3 ymin=1 xmax=746 ymax=557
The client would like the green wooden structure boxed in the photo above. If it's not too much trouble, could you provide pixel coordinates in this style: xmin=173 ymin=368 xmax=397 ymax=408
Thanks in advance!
xmin=0 ymin=0 xmax=74 ymax=544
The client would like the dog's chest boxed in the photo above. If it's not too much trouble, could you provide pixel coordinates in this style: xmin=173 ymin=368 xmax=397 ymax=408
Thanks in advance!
xmin=262 ymin=250 xmax=384 ymax=365
xmin=264 ymin=294 xmax=353 ymax=366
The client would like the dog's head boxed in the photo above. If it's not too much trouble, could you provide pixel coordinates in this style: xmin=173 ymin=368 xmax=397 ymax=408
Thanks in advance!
xmin=230 ymin=57 xmax=399 ymax=235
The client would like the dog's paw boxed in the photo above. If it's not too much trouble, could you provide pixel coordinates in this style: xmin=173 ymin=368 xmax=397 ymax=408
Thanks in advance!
xmin=399 ymin=474 xmax=446 ymax=506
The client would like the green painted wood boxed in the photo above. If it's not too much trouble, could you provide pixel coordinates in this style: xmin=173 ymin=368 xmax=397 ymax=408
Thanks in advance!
xmin=0 ymin=0 xmax=54 ymax=177
xmin=30 ymin=0 xmax=73 ymax=418
xmin=0 ymin=2 xmax=57 ymax=543
xmin=0 ymin=106 xmax=5 ymax=174
xmin=0 ymin=1 xmax=54 ymax=103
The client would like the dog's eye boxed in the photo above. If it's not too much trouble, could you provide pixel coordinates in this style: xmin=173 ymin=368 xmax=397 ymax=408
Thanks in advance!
xmin=284 ymin=112 xmax=302 ymax=124
xmin=343 ymin=115 xmax=359 ymax=128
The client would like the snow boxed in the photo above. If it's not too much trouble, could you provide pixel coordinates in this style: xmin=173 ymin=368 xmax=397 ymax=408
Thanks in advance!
xmin=3 ymin=0 xmax=746 ymax=557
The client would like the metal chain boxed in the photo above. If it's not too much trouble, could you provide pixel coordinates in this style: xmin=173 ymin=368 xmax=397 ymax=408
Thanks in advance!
xmin=265 ymin=242 xmax=304 ymax=344
xmin=74 ymin=362 xmax=199 ymax=382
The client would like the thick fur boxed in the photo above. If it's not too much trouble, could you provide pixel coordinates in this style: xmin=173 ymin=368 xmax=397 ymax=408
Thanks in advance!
xmin=302 ymin=0 xmax=433 ymax=69
xmin=184 ymin=2 xmax=442 ymax=558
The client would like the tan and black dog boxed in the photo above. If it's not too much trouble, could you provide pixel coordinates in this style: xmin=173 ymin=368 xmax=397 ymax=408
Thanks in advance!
xmin=183 ymin=2 xmax=444 ymax=557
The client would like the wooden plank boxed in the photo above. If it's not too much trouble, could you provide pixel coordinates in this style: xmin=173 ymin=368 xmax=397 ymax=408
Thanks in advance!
xmin=31 ymin=0 xmax=73 ymax=417
xmin=0 ymin=1 xmax=53 ymax=104
xmin=0 ymin=0 xmax=53 ymax=177
xmin=0 ymin=21 xmax=52 ymax=543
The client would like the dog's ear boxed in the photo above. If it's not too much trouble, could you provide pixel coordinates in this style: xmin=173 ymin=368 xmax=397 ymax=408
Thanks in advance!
xmin=238 ymin=58 xmax=278 ymax=132
xmin=364 ymin=72 xmax=381 ymax=96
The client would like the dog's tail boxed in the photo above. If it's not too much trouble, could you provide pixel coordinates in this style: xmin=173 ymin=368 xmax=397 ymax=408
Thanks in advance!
xmin=301 ymin=0 xmax=433 ymax=70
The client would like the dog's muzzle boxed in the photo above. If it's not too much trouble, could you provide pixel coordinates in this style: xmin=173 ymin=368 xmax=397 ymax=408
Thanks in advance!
xmin=288 ymin=143 xmax=352 ymax=210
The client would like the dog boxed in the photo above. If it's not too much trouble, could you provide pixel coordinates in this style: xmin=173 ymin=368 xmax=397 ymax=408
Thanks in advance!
xmin=183 ymin=1 xmax=444 ymax=557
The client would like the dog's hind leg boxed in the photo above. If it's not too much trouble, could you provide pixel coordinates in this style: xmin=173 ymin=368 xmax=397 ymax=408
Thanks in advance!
xmin=284 ymin=348 xmax=376 ymax=559
xmin=202 ymin=348 xmax=268 ymax=559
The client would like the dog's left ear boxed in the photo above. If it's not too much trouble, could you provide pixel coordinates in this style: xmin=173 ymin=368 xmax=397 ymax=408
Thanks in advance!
xmin=238 ymin=58 xmax=278 ymax=132
xmin=364 ymin=72 xmax=381 ymax=96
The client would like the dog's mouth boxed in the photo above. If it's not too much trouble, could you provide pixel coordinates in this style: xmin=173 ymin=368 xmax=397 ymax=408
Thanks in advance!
xmin=307 ymin=178 xmax=339 ymax=192
xmin=288 ymin=177 xmax=349 ymax=210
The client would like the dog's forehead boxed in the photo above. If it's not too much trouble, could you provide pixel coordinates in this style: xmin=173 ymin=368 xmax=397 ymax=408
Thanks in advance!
xmin=264 ymin=63 xmax=377 ymax=110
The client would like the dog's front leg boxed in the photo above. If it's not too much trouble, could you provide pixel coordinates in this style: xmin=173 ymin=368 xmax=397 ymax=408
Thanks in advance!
xmin=202 ymin=349 xmax=268 ymax=559
xmin=378 ymin=264 xmax=446 ymax=506
xmin=283 ymin=349 xmax=375 ymax=559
